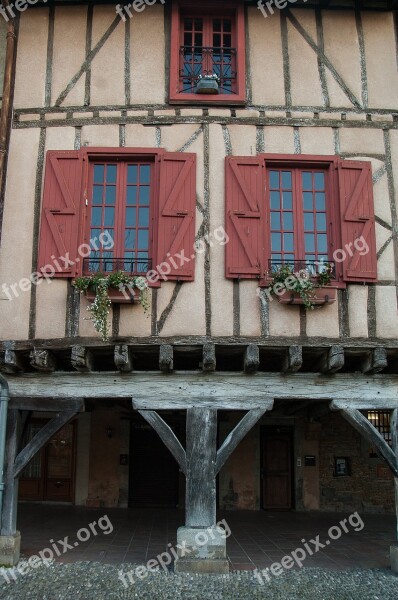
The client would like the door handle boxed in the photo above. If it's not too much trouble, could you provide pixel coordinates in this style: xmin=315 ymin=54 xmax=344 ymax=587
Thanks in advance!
xmin=55 ymin=481 xmax=62 ymax=488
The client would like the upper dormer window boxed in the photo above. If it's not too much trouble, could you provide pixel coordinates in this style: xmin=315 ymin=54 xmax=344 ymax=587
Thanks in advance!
xmin=169 ymin=1 xmax=246 ymax=105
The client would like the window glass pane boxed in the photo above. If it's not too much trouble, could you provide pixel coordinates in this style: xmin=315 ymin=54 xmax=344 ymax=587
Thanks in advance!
xmin=104 ymin=207 xmax=115 ymax=227
xmin=213 ymin=33 xmax=221 ymax=47
xmin=303 ymin=192 xmax=313 ymax=210
xmin=271 ymin=233 xmax=281 ymax=252
xmin=125 ymin=208 xmax=136 ymax=227
xmin=284 ymin=233 xmax=294 ymax=252
xmin=194 ymin=19 xmax=202 ymax=29
xmin=282 ymin=192 xmax=292 ymax=209
xmin=127 ymin=186 xmax=137 ymax=205
xmin=102 ymin=230 xmax=114 ymax=248
xmin=316 ymin=213 xmax=326 ymax=231
xmin=317 ymin=234 xmax=327 ymax=253
xmin=314 ymin=172 xmax=325 ymax=190
xmin=304 ymin=213 xmax=314 ymax=231
xmin=138 ymin=230 xmax=149 ymax=250
xmin=94 ymin=165 xmax=104 ymax=184
xmin=139 ymin=187 xmax=150 ymax=205
xmin=302 ymin=172 xmax=312 ymax=190
xmin=271 ymin=213 xmax=281 ymax=230
xmin=125 ymin=230 xmax=136 ymax=249
xmin=281 ymin=171 xmax=292 ymax=189
xmin=194 ymin=32 xmax=202 ymax=46
xmin=284 ymin=254 xmax=294 ymax=263
xmin=106 ymin=165 xmax=117 ymax=184
xmin=223 ymin=34 xmax=232 ymax=48
xmin=140 ymin=165 xmax=151 ymax=184
xmin=270 ymin=191 xmax=280 ymax=210
xmin=283 ymin=212 xmax=293 ymax=230
xmin=213 ymin=19 xmax=221 ymax=32
xmin=269 ymin=171 xmax=279 ymax=189
xmin=106 ymin=186 xmax=116 ymax=205
xmin=139 ymin=208 xmax=150 ymax=227
xmin=224 ymin=20 xmax=232 ymax=32
xmin=90 ymin=228 xmax=101 ymax=241
xmin=92 ymin=186 xmax=103 ymax=205
xmin=305 ymin=233 xmax=315 ymax=252
xmin=316 ymin=193 xmax=325 ymax=211
xmin=91 ymin=207 xmax=102 ymax=227
xmin=127 ymin=165 xmax=138 ymax=184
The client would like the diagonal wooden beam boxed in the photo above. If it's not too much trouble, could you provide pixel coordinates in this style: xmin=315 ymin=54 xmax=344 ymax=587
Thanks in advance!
xmin=138 ymin=410 xmax=187 ymax=475
xmin=336 ymin=407 xmax=398 ymax=477
xmin=215 ymin=407 xmax=271 ymax=474
xmin=13 ymin=410 xmax=77 ymax=478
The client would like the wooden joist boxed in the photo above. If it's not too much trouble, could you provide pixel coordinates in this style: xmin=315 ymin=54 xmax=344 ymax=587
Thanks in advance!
xmin=282 ymin=346 xmax=303 ymax=373
xmin=29 ymin=349 xmax=55 ymax=373
xmin=159 ymin=344 xmax=173 ymax=372
xmin=317 ymin=345 xmax=344 ymax=374
xmin=244 ymin=345 xmax=260 ymax=374
xmin=330 ymin=399 xmax=398 ymax=410
xmin=9 ymin=397 xmax=84 ymax=412
xmin=71 ymin=346 xmax=94 ymax=372
xmin=0 ymin=349 xmax=23 ymax=374
xmin=202 ymin=343 xmax=216 ymax=372
xmin=114 ymin=345 xmax=133 ymax=372
xmin=361 ymin=348 xmax=388 ymax=374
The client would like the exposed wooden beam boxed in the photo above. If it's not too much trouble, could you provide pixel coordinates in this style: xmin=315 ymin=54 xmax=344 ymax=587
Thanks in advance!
xmin=317 ymin=345 xmax=344 ymax=374
xmin=138 ymin=410 xmax=187 ymax=474
xmin=0 ymin=349 xmax=24 ymax=374
xmin=133 ymin=398 xmax=274 ymax=410
xmin=13 ymin=410 xmax=78 ymax=478
xmin=331 ymin=399 xmax=398 ymax=410
xmin=391 ymin=409 xmax=398 ymax=540
xmin=338 ymin=408 xmax=398 ymax=477
xmin=1 ymin=410 xmax=19 ymax=536
xmin=8 ymin=373 xmax=398 ymax=402
xmin=282 ymin=346 xmax=303 ymax=373
xmin=9 ymin=397 xmax=84 ymax=412
xmin=159 ymin=344 xmax=173 ymax=372
xmin=114 ymin=345 xmax=133 ymax=373
xmin=202 ymin=343 xmax=216 ymax=372
xmin=71 ymin=346 xmax=94 ymax=372
xmin=29 ymin=349 xmax=55 ymax=373
xmin=361 ymin=348 xmax=388 ymax=374
xmin=244 ymin=345 xmax=260 ymax=374
xmin=215 ymin=408 xmax=269 ymax=474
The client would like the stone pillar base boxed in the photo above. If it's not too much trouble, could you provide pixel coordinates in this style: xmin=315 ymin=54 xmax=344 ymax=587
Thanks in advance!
xmin=0 ymin=532 xmax=21 ymax=567
xmin=391 ymin=545 xmax=398 ymax=573
xmin=174 ymin=526 xmax=229 ymax=574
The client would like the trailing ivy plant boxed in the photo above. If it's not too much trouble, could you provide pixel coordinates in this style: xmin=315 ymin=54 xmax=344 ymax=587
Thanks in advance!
xmin=268 ymin=263 xmax=333 ymax=311
xmin=73 ymin=271 xmax=150 ymax=342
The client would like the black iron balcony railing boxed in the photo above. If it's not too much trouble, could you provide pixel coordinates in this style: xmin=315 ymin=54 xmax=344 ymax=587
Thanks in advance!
xmin=268 ymin=259 xmax=336 ymax=279
xmin=179 ymin=45 xmax=237 ymax=94
xmin=83 ymin=257 xmax=151 ymax=276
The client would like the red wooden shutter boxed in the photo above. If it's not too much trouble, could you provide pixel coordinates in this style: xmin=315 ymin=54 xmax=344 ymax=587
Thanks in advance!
xmin=225 ymin=157 xmax=265 ymax=279
xmin=38 ymin=151 xmax=84 ymax=278
xmin=156 ymin=153 xmax=196 ymax=281
xmin=338 ymin=159 xmax=377 ymax=282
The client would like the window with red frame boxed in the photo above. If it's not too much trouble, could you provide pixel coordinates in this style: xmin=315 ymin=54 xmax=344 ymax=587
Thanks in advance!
xmin=169 ymin=1 xmax=246 ymax=104
xmin=225 ymin=155 xmax=377 ymax=286
xmin=86 ymin=162 xmax=152 ymax=275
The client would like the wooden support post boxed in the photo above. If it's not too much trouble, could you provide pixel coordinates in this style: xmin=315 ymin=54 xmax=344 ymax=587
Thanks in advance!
xmin=361 ymin=348 xmax=388 ymax=374
xmin=159 ymin=345 xmax=173 ymax=372
xmin=29 ymin=349 xmax=55 ymax=373
xmin=0 ymin=350 xmax=23 ymax=374
xmin=71 ymin=346 xmax=94 ymax=372
xmin=317 ymin=345 xmax=344 ymax=374
xmin=1 ymin=410 xmax=19 ymax=536
xmin=114 ymin=345 xmax=133 ymax=373
xmin=202 ymin=343 xmax=216 ymax=372
xmin=391 ymin=409 xmax=398 ymax=541
xmin=244 ymin=345 xmax=260 ymax=374
xmin=186 ymin=408 xmax=217 ymax=527
xmin=282 ymin=346 xmax=303 ymax=373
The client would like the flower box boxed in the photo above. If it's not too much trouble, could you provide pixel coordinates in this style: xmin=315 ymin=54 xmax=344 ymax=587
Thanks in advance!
xmin=85 ymin=287 xmax=137 ymax=304
xmin=278 ymin=286 xmax=337 ymax=306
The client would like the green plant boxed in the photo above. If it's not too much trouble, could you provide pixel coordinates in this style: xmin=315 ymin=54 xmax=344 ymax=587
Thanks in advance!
xmin=267 ymin=263 xmax=333 ymax=310
xmin=73 ymin=271 xmax=149 ymax=341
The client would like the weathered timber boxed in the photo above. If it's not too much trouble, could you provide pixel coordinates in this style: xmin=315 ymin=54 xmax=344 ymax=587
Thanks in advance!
xmin=282 ymin=346 xmax=303 ymax=373
xmin=13 ymin=410 xmax=78 ymax=478
xmin=317 ymin=345 xmax=344 ymax=374
xmin=137 ymin=410 xmax=187 ymax=474
xmin=391 ymin=409 xmax=398 ymax=540
xmin=244 ymin=345 xmax=260 ymax=374
xmin=0 ymin=350 xmax=23 ymax=374
xmin=9 ymin=397 xmax=84 ymax=412
xmin=29 ymin=349 xmax=55 ymax=373
xmin=186 ymin=408 xmax=217 ymax=527
xmin=114 ymin=345 xmax=133 ymax=372
xmin=1 ymin=411 xmax=19 ymax=536
xmin=361 ymin=348 xmax=388 ymax=374
xmin=330 ymin=399 xmax=398 ymax=410
xmin=133 ymin=398 xmax=274 ymax=410
xmin=159 ymin=345 xmax=173 ymax=372
xmin=215 ymin=408 xmax=269 ymax=474
xmin=338 ymin=408 xmax=398 ymax=477
xmin=202 ymin=343 xmax=216 ymax=372
xmin=8 ymin=373 xmax=398 ymax=402
xmin=71 ymin=346 xmax=94 ymax=372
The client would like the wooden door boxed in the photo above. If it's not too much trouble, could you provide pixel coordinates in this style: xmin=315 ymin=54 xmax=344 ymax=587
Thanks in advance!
xmin=19 ymin=421 xmax=76 ymax=503
xmin=261 ymin=429 xmax=293 ymax=510
xmin=129 ymin=423 xmax=179 ymax=507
